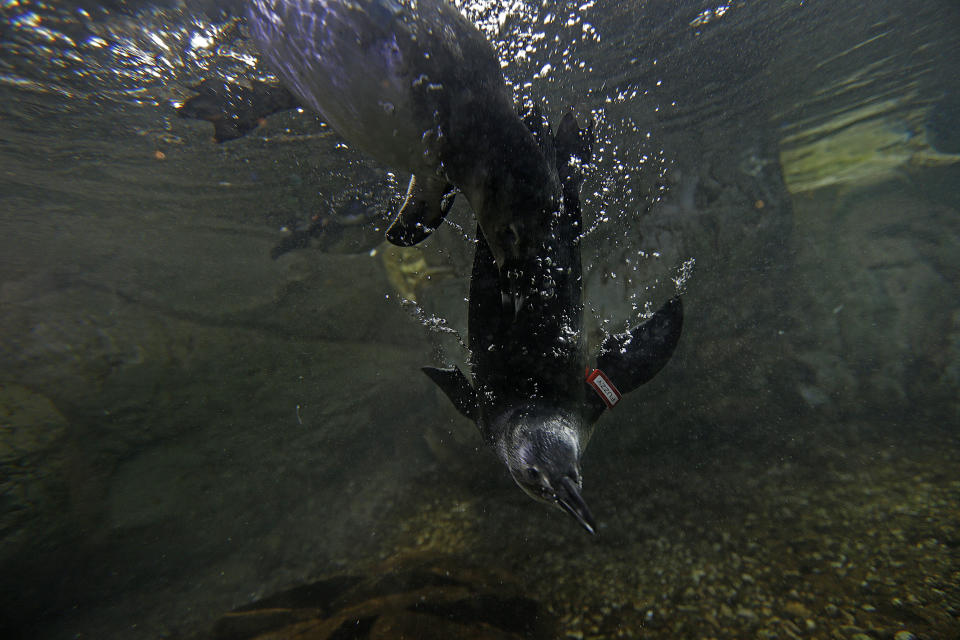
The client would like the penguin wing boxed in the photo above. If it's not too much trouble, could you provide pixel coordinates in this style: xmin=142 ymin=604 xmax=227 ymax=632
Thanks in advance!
xmin=386 ymin=175 xmax=457 ymax=246
xmin=586 ymin=297 xmax=684 ymax=424
xmin=422 ymin=366 xmax=477 ymax=422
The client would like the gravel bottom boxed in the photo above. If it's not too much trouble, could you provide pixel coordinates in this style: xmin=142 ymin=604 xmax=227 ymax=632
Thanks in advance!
xmin=374 ymin=422 xmax=959 ymax=640
xmin=26 ymin=420 xmax=958 ymax=640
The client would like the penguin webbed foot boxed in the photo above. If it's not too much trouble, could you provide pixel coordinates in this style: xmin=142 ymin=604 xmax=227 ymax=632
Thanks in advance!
xmin=385 ymin=175 xmax=456 ymax=247
xmin=554 ymin=110 xmax=594 ymax=167
xmin=178 ymin=79 xmax=299 ymax=142
xmin=519 ymin=102 xmax=553 ymax=149
xmin=497 ymin=261 xmax=529 ymax=320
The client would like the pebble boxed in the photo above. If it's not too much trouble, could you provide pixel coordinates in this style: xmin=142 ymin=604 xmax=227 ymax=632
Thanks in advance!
xmin=780 ymin=618 xmax=803 ymax=638
xmin=736 ymin=607 xmax=758 ymax=622
xmin=387 ymin=437 xmax=960 ymax=640
xmin=783 ymin=601 xmax=811 ymax=618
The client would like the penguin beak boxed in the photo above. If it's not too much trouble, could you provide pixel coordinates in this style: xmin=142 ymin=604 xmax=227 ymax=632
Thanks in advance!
xmin=556 ymin=476 xmax=596 ymax=535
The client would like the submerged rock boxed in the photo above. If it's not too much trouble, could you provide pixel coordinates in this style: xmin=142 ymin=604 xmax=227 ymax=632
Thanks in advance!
xmin=211 ymin=554 xmax=557 ymax=640
xmin=0 ymin=384 xmax=69 ymax=570
xmin=789 ymin=186 xmax=960 ymax=424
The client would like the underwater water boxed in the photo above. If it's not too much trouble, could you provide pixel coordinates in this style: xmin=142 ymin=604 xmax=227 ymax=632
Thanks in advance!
xmin=1 ymin=0 xmax=958 ymax=638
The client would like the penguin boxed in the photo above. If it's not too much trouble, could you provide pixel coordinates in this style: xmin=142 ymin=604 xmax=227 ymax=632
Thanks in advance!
xmin=245 ymin=0 xmax=562 ymax=300
xmin=177 ymin=78 xmax=299 ymax=143
xmin=422 ymin=109 xmax=684 ymax=534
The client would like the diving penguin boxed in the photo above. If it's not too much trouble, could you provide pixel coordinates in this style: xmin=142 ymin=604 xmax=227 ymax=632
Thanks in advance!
xmin=246 ymin=0 xmax=563 ymax=298
xmin=423 ymin=109 xmax=684 ymax=534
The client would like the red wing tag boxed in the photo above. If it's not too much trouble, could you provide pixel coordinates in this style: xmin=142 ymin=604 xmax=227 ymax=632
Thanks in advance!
xmin=587 ymin=368 xmax=621 ymax=409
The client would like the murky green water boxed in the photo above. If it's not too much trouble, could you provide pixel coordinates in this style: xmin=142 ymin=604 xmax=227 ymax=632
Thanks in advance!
xmin=1 ymin=1 xmax=958 ymax=639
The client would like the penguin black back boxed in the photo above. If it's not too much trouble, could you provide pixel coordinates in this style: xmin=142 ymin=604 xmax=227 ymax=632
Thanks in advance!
xmin=423 ymin=108 xmax=684 ymax=534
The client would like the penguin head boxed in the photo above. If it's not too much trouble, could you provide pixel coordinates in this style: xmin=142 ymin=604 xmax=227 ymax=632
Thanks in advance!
xmin=503 ymin=410 xmax=596 ymax=535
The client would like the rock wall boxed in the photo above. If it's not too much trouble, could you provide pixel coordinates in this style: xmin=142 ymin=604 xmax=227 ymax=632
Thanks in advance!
xmin=0 ymin=201 xmax=436 ymax=632
xmin=787 ymin=184 xmax=960 ymax=425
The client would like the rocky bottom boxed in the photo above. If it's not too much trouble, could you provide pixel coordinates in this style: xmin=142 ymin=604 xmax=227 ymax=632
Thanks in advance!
xmin=203 ymin=422 xmax=959 ymax=640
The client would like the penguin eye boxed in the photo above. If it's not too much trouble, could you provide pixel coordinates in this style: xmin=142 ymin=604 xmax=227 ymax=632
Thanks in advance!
xmin=526 ymin=467 xmax=540 ymax=481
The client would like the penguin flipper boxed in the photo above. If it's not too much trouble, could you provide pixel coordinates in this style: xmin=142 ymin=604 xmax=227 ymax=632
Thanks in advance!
xmin=586 ymin=297 xmax=684 ymax=424
xmin=385 ymin=175 xmax=456 ymax=246
xmin=422 ymin=366 xmax=477 ymax=422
